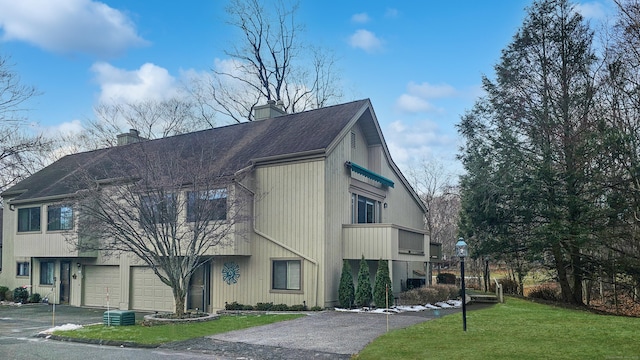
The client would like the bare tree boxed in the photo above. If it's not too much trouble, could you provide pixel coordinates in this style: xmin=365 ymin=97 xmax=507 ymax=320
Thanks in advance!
xmin=70 ymin=141 xmax=251 ymax=316
xmin=77 ymin=98 xmax=214 ymax=151
xmin=0 ymin=54 xmax=51 ymax=197
xmin=205 ymin=0 xmax=342 ymax=122
xmin=406 ymin=158 xmax=460 ymax=255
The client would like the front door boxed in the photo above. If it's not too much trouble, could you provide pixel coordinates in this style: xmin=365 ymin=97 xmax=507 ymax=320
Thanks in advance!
xmin=60 ymin=261 xmax=71 ymax=304
xmin=188 ymin=262 xmax=210 ymax=311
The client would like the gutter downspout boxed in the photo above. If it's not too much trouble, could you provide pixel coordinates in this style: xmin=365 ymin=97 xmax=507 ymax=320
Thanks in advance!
xmin=234 ymin=180 xmax=320 ymax=308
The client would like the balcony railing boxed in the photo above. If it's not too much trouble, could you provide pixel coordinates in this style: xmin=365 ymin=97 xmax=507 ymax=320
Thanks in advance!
xmin=342 ymin=223 xmax=428 ymax=261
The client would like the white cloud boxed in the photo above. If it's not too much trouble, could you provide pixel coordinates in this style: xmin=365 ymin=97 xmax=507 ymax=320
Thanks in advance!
xmin=351 ymin=13 xmax=371 ymax=24
xmin=50 ymin=119 xmax=84 ymax=136
xmin=348 ymin=29 xmax=383 ymax=53
xmin=385 ymin=8 xmax=399 ymax=18
xmin=385 ymin=118 xmax=459 ymax=173
xmin=91 ymin=62 xmax=179 ymax=104
xmin=395 ymin=94 xmax=434 ymax=113
xmin=0 ymin=0 xmax=148 ymax=57
xmin=407 ymin=82 xmax=456 ymax=99
xmin=575 ymin=2 xmax=607 ymax=20
xmin=395 ymin=82 xmax=459 ymax=114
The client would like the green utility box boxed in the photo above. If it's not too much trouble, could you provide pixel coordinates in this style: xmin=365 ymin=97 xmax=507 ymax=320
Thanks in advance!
xmin=103 ymin=310 xmax=136 ymax=326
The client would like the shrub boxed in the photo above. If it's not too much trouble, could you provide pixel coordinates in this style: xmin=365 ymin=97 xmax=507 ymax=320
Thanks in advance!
xmin=491 ymin=278 xmax=519 ymax=295
xmin=436 ymin=273 xmax=456 ymax=285
xmin=4 ymin=289 xmax=13 ymax=302
xmin=0 ymin=286 xmax=8 ymax=301
xmin=255 ymin=302 xmax=273 ymax=311
xmin=338 ymin=260 xmax=355 ymax=308
xmin=28 ymin=293 xmax=41 ymax=303
xmin=225 ymin=301 xmax=247 ymax=310
xmin=270 ymin=303 xmax=289 ymax=311
xmin=13 ymin=287 xmax=29 ymax=303
xmin=355 ymin=255 xmax=372 ymax=307
xmin=373 ymin=259 xmax=394 ymax=308
xmin=310 ymin=306 xmax=323 ymax=311
xmin=288 ymin=304 xmax=307 ymax=311
xmin=528 ymin=284 xmax=560 ymax=302
xmin=398 ymin=284 xmax=459 ymax=305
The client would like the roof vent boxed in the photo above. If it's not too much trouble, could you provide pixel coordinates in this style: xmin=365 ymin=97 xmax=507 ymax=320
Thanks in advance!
xmin=253 ymin=100 xmax=287 ymax=121
xmin=116 ymin=129 xmax=147 ymax=146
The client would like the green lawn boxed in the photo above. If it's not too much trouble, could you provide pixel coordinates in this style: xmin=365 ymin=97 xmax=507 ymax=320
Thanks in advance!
xmin=53 ymin=313 xmax=303 ymax=345
xmin=355 ymin=298 xmax=640 ymax=359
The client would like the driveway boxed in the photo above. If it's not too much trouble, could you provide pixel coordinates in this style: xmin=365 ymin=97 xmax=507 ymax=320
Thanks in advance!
xmin=160 ymin=307 xmax=463 ymax=359
xmin=0 ymin=302 xmax=486 ymax=359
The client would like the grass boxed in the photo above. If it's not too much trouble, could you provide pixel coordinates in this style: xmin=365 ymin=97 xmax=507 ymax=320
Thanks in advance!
xmin=53 ymin=313 xmax=303 ymax=345
xmin=355 ymin=297 xmax=640 ymax=359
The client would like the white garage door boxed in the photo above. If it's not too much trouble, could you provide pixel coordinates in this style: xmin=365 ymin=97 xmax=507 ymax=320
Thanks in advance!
xmin=83 ymin=266 xmax=121 ymax=308
xmin=130 ymin=267 xmax=174 ymax=312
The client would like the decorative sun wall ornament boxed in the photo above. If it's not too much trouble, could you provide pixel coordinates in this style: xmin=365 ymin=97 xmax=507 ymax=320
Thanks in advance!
xmin=222 ymin=262 xmax=240 ymax=285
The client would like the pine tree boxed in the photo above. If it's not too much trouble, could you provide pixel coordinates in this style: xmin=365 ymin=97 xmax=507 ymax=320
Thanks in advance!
xmin=338 ymin=260 xmax=355 ymax=308
xmin=373 ymin=259 xmax=393 ymax=308
xmin=355 ymin=255 xmax=372 ymax=307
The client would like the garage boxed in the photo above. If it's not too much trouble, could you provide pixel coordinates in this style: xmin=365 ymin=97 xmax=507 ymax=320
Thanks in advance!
xmin=130 ymin=267 xmax=174 ymax=312
xmin=83 ymin=265 xmax=120 ymax=307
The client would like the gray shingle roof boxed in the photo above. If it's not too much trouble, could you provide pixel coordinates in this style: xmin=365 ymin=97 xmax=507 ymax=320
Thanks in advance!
xmin=3 ymin=99 xmax=370 ymax=202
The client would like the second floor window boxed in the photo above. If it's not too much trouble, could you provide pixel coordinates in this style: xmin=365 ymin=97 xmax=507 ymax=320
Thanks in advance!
xmin=351 ymin=194 xmax=381 ymax=224
xmin=47 ymin=205 xmax=74 ymax=231
xmin=187 ymin=188 xmax=228 ymax=222
xmin=18 ymin=207 xmax=41 ymax=232
xmin=140 ymin=193 xmax=177 ymax=225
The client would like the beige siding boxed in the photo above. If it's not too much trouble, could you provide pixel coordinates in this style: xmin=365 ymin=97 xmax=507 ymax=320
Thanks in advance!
xmin=324 ymin=133 xmax=354 ymax=307
xmin=11 ymin=203 xmax=81 ymax=258
xmin=210 ymin=160 xmax=326 ymax=309
xmin=0 ymin=205 xmax=25 ymax=290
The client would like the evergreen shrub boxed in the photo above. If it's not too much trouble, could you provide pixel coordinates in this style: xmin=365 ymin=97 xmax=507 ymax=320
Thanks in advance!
xmin=373 ymin=259 xmax=394 ymax=308
xmin=338 ymin=260 xmax=355 ymax=308
xmin=355 ymin=255 xmax=372 ymax=307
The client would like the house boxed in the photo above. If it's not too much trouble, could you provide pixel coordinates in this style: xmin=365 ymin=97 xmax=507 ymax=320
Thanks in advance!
xmin=0 ymin=99 xmax=433 ymax=311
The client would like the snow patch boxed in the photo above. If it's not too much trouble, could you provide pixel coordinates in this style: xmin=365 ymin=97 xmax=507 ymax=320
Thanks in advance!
xmin=334 ymin=300 xmax=461 ymax=314
xmin=40 ymin=323 xmax=83 ymax=334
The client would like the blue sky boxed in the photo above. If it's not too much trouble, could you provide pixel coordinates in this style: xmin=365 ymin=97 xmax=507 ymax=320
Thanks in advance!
xmin=0 ymin=0 xmax=615 ymax=175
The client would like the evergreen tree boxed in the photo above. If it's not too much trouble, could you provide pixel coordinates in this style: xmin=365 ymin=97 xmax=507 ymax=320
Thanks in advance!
xmin=373 ymin=259 xmax=394 ymax=308
xmin=355 ymin=255 xmax=372 ymax=307
xmin=338 ymin=260 xmax=355 ymax=308
xmin=457 ymin=0 xmax=600 ymax=305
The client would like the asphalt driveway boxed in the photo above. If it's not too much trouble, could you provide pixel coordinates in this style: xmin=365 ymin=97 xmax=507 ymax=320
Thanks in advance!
xmin=0 ymin=302 xmax=484 ymax=359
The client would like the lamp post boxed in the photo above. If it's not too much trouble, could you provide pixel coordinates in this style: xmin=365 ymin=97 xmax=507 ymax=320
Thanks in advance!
xmin=456 ymin=238 xmax=468 ymax=332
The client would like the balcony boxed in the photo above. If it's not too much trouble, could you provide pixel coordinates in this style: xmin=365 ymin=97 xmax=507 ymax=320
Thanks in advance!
xmin=342 ymin=223 xmax=429 ymax=261
xmin=14 ymin=232 xmax=97 ymax=258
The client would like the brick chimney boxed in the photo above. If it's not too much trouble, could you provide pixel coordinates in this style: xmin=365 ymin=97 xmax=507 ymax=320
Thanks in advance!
xmin=117 ymin=129 xmax=146 ymax=146
xmin=253 ymin=100 xmax=286 ymax=121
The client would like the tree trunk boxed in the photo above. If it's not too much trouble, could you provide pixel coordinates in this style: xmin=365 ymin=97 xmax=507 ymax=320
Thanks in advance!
xmin=552 ymin=242 xmax=573 ymax=303
xmin=174 ymin=288 xmax=187 ymax=317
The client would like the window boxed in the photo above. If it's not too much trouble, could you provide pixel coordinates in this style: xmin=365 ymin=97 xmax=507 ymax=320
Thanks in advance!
xmin=47 ymin=205 xmax=74 ymax=231
xmin=17 ymin=262 xmax=30 ymax=276
xmin=272 ymin=259 xmax=301 ymax=291
xmin=140 ymin=193 xmax=176 ymax=225
xmin=351 ymin=194 xmax=381 ymax=224
xmin=40 ymin=261 xmax=54 ymax=285
xmin=350 ymin=131 xmax=356 ymax=149
xmin=187 ymin=188 xmax=227 ymax=222
xmin=18 ymin=207 xmax=41 ymax=232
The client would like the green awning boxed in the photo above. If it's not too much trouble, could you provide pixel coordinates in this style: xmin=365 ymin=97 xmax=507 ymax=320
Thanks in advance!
xmin=346 ymin=161 xmax=394 ymax=188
